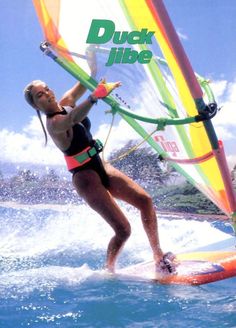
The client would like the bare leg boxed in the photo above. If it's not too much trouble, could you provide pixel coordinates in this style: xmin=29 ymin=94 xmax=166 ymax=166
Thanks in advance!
xmin=73 ymin=169 xmax=131 ymax=272
xmin=105 ymin=163 xmax=164 ymax=263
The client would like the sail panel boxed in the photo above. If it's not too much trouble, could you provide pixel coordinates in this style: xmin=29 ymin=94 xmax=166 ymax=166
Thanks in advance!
xmin=32 ymin=0 xmax=236 ymax=217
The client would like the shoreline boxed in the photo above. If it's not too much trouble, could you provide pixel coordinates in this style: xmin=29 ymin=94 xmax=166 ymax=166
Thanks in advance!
xmin=157 ymin=209 xmax=228 ymax=221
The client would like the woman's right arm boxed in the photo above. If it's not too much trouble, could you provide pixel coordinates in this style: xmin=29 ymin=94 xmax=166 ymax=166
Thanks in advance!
xmin=47 ymin=95 xmax=97 ymax=134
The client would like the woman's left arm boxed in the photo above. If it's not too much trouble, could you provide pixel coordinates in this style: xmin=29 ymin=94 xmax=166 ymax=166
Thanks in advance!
xmin=59 ymin=82 xmax=87 ymax=107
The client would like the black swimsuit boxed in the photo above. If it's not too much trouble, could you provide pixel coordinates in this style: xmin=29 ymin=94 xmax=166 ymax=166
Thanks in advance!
xmin=47 ymin=109 xmax=110 ymax=188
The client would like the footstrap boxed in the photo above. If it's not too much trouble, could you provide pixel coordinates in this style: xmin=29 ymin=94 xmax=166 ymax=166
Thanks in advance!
xmin=161 ymin=252 xmax=176 ymax=273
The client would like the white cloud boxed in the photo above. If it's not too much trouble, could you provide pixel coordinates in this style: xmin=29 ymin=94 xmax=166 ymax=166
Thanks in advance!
xmin=214 ymin=126 xmax=234 ymax=141
xmin=1 ymin=113 xmax=141 ymax=165
xmin=1 ymin=116 xmax=63 ymax=165
xmin=1 ymin=78 xmax=235 ymax=168
xmin=212 ymin=79 xmax=236 ymax=127
xmin=176 ymin=29 xmax=188 ymax=41
xmin=227 ymin=155 xmax=236 ymax=170
xmin=94 ymin=120 xmax=139 ymax=160
xmin=210 ymin=79 xmax=228 ymax=99
xmin=205 ymin=79 xmax=236 ymax=168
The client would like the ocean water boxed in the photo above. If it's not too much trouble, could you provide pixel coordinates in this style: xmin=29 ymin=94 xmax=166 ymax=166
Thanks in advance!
xmin=0 ymin=202 xmax=235 ymax=328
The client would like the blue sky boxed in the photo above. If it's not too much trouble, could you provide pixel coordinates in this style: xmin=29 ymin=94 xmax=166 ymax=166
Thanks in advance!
xmin=1 ymin=1 xmax=236 ymax=167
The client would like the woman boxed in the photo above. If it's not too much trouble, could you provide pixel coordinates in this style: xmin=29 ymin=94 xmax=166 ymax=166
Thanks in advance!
xmin=24 ymin=79 xmax=175 ymax=275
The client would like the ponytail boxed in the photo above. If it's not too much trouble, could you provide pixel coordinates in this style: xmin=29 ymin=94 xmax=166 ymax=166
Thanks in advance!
xmin=24 ymin=80 xmax=48 ymax=146
xmin=36 ymin=109 xmax=48 ymax=146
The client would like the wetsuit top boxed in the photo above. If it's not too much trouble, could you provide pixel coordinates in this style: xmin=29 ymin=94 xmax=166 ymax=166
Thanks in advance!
xmin=47 ymin=106 xmax=110 ymax=188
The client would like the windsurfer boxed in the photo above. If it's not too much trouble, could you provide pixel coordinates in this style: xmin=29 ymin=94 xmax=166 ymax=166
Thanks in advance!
xmin=24 ymin=79 xmax=176 ymax=274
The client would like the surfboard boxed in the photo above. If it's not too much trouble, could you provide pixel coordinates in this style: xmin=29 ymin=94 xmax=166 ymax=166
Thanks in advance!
xmin=117 ymin=251 xmax=236 ymax=285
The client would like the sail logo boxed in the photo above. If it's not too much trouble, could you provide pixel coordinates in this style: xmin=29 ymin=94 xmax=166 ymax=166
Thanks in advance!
xmin=86 ymin=19 xmax=154 ymax=66
xmin=154 ymin=135 xmax=180 ymax=157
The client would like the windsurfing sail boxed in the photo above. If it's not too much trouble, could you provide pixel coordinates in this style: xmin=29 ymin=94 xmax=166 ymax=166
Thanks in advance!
xmin=32 ymin=0 xmax=236 ymax=226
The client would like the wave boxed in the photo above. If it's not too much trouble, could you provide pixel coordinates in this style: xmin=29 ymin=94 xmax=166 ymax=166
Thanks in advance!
xmin=0 ymin=202 xmax=234 ymax=298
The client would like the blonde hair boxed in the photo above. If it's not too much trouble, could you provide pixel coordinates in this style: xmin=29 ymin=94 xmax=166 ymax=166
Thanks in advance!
xmin=23 ymin=80 xmax=48 ymax=145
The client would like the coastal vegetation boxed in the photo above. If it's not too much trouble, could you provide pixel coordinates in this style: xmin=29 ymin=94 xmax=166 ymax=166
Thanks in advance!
xmin=1 ymin=141 xmax=235 ymax=216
